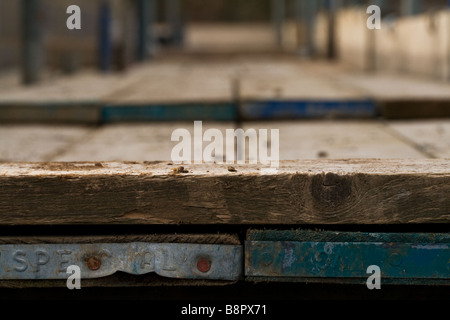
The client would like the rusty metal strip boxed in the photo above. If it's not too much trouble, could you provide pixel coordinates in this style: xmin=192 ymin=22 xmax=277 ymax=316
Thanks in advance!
xmin=0 ymin=243 xmax=243 ymax=281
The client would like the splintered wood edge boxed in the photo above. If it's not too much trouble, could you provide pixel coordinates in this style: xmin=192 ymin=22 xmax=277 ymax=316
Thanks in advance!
xmin=1 ymin=159 xmax=449 ymax=176
xmin=0 ymin=234 xmax=240 ymax=245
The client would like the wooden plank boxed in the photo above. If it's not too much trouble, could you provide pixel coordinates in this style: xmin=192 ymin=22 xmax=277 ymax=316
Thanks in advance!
xmin=239 ymin=61 xmax=367 ymax=101
xmin=53 ymin=122 xmax=234 ymax=161
xmin=0 ymin=102 xmax=100 ymax=124
xmin=102 ymin=62 xmax=235 ymax=104
xmin=302 ymin=63 xmax=450 ymax=119
xmin=0 ymin=69 xmax=137 ymax=124
xmin=379 ymin=100 xmax=450 ymax=119
xmin=387 ymin=120 xmax=450 ymax=158
xmin=243 ymin=121 xmax=427 ymax=159
xmin=238 ymin=60 xmax=375 ymax=119
xmin=327 ymin=71 xmax=450 ymax=119
xmin=0 ymin=125 xmax=92 ymax=161
xmin=0 ymin=160 xmax=448 ymax=225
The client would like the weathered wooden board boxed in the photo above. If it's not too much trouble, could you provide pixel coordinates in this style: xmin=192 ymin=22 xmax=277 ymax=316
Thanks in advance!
xmin=238 ymin=60 xmax=376 ymax=119
xmin=387 ymin=120 xmax=450 ymax=159
xmin=103 ymin=62 xmax=235 ymax=104
xmin=2 ymin=58 xmax=449 ymax=123
xmin=331 ymin=72 xmax=450 ymax=119
xmin=0 ymin=102 xmax=100 ymax=124
xmin=378 ymin=101 xmax=450 ymax=119
xmin=243 ymin=121 xmax=427 ymax=159
xmin=53 ymin=122 xmax=234 ymax=162
xmin=0 ymin=70 xmax=135 ymax=124
xmin=53 ymin=121 xmax=426 ymax=162
xmin=0 ymin=125 xmax=92 ymax=161
xmin=239 ymin=64 xmax=366 ymax=101
xmin=0 ymin=160 xmax=448 ymax=225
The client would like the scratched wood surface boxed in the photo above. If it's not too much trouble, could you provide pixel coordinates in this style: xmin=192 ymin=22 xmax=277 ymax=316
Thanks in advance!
xmin=1 ymin=58 xmax=450 ymax=122
xmin=309 ymin=63 xmax=450 ymax=118
xmin=387 ymin=120 xmax=450 ymax=159
xmin=0 ymin=160 xmax=448 ymax=225
xmin=243 ymin=121 xmax=427 ymax=159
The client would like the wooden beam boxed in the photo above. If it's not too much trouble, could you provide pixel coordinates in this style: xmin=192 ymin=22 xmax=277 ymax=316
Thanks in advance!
xmin=0 ymin=160 xmax=449 ymax=225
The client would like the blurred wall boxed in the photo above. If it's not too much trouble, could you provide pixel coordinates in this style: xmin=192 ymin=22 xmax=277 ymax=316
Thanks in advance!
xmin=315 ymin=7 xmax=450 ymax=81
xmin=0 ymin=1 xmax=21 ymax=71
xmin=0 ymin=0 xmax=138 ymax=74
xmin=376 ymin=10 xmax=449 ymax=79
xmin=42 ymin=0 xmax=100 ymax=72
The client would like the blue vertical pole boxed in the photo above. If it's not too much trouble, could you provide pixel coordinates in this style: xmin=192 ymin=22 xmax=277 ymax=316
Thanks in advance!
xmin=272 ymin=0 xmax=285 ymax=49
xmin=401 ymin=0 xmax=421 ymax=16
xmin=295 ymin=0 xmax=317 ymax=57
xmin=165 ymin=0 xmax=183 ymax=46
xmin=326 ymin=0 xmax=338 ymax=60
xmin=148 ymin=0 xmax=157 ymax=56
xmin=22 ymin=0 xmax=43 ymax=85
xmin=99 ymin=1 xmax=112 ymax=72
xmin=137 ymin=0 xmax=150 ymax=60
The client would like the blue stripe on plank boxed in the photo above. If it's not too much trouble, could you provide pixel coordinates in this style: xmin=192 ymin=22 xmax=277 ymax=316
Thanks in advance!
xmin=101 ymin=103 xmax=237 ymax=122
xmin=240 ymin=100 xmax=377 ymax=119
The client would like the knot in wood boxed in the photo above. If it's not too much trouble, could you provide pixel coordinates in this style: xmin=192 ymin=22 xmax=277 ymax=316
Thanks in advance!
xmin=311 ymin=172 xmax=352 ymax=207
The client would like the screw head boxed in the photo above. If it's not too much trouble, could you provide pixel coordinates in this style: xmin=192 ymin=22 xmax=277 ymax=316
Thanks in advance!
xmin=86 ymin=257 xmax=101 ymax=270
xmin=197 ymin=258 xmax=211 ymax=273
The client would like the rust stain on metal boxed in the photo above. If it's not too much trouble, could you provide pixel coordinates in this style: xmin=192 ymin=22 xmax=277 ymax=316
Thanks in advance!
xmin=197 ymin=258 xmax=211 ymax=273
xmin=86 ymin=256 xmax=101 ymax=270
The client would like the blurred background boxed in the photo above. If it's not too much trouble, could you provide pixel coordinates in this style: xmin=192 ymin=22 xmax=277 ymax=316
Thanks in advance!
xmin=0 ymin=1 xmax=449 ymax=302
xmin=0 ymin=0 xmax=449 ymax=162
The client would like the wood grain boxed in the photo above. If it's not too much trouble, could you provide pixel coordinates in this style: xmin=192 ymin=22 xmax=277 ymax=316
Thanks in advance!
xmin=0 ymin=160 xmax=449 ymax=225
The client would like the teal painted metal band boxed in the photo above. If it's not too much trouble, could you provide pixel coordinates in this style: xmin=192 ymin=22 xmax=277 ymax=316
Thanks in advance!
xmin=101 ymin=103 xmax=237 ymax=122
xmin=246 ymin=240 xmax=449 ymax=280
xmin=247 ymin=230 xmax=450 ymax=243
xmin=240 ymin=100 xmax=377 ymax=120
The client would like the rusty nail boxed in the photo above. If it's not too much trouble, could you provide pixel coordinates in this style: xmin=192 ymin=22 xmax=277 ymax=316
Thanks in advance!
xmin=86 ymin=257 xmax=101 ymax=270
xmin=197 ymin=258 xmax=211 ymax=273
